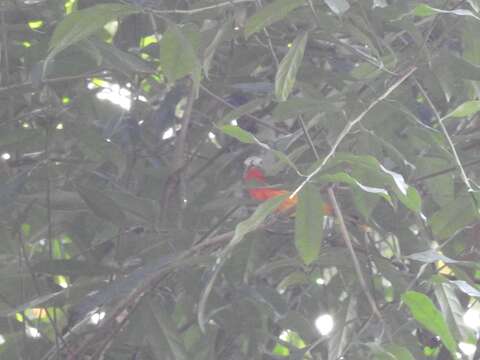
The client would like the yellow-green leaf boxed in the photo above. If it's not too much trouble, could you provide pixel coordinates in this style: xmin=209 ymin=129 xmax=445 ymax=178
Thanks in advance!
xmin=220 ymin=98 xmax=266 ymax=124
xmin=275 ymin=32 xmax=308 ymax=102
xmin=46 ymin=4 xmax=139 ymax=72
xmin=295 ymin=184 xmax=324 ymax=265
xmin=159 ymin=23 xmax=201 ymax=83
xmin=76 ymin=184 xmax=126 ymax=227
xmin=447 ymin=100 xmax=480 ymax=118
xmin=412 ymin=4 xmax=438 ymax=17
xmin=244 ymin=0 xmax=305 ymax=39
xmin=219 ymin=125 xmax=256 ymax=143
xmin=402 ymin=291 xmax=457 ymax=357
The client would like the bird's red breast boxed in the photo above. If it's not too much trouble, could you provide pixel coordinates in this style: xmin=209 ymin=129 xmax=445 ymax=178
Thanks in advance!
xmin=243 ymin=165 xmax=298 ymax=213
xmin=243 ymin=165 xmax=333 ymax=215
xmin=243 ymin=165 xmax=267 ymax=183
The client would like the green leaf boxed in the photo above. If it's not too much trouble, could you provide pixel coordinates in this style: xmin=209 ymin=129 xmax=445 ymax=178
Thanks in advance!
xmin=159 ymin=23 xmax=201 ymax=83
xmin=219 ymin=125 xmax=256 ymax=143
xmin=0 ymin=170 xmax=29 ymax=210
xmin=328 ymin=296 xmax=356 ymax=359
xmin=463 ymin=18 xmax=480 ymax=66
xmin=220 ymin=98 xmax=267 ymax=124
xmin=148 ymin=298 xmax=188 ymax=360
xmin=67 ymin=122 xmax=126 ymax=172
xmin=324 ymin=0 xmax=350 ymax=15
xmin=326 ymin=154 xmax=422 ymax=212
xmin=32 ymin=259 xmax=116 ymax=276
xmin=0 ymin=128 xmax=38 ymax=147
xmin=272 ymin=97 xmax=338 ymax=121
xmin=275 ymin=32 xmax=308 ymax=102
xmin=413 ymin=4 xmax=480 ymax=20
xmin=232 ymin=195 xmax=286 ymax=247
xmin=82 ymin=38 xmax=155 ymax=75
xmin=137 ymin=299 xmax=173 ymax=359
xmin=105 ymin=190 xmax=158 ymax=224
xmin=351 ymin=54 xmax=396 ymax=80
xmin=295 ymin=184 xmax=324 ymax=265
xmin=407 ymin=250 xmax=459 ymax=264
xmin=248 ymin=285 xmax=289 ymax=318
xmin=435 ymin=52 xmax=480 ymax=82
xmin=415 ymin=157 xmax=454 ymax=207
xmin=271 ymin=149 xmax=301 ymax=175
xmin=198 ymin=195 xmax=286 ymax=331
xmin=219 ymin=125 xmax=301 ymax=174
xmin=203 ymin=19 xmax=233 ymax=79
xmin=372 ymin=255 xmax=409 ymax=298
xmin=372 ymin=344 xmax=415 ymax=360
xmin=244 ymin=0 xmax=305 ymax=38
xmin=19 ymin=191 xmax=85 ymax=211
xmin=412 ymin=4 xmax=437 ymax=17
xmin=383 ymin=345 xmax=415 ymax=360
xmin=434 ymin=280 xmax=476 ymax=344
xmin=76 ymin=184 xmax=127 ymax=227
xmin=446 ymin=100 xmax=480 ymax=118
xmin=402 ymin=291 xmax=457 ymax=357
xmin=429 ymin=193 xmax=479 ymax=239
xmin=451 ymin=280 xmax=480 ymax=297
xmin=379 ymin=165 xmax=422 ymax=212
xmin=318 ymin=172 xmax=392 ymax=204
xmin=46 ymin=4 xmax=139 ymax=72
xmin=277 ymin=271 xmax=309 ymax=292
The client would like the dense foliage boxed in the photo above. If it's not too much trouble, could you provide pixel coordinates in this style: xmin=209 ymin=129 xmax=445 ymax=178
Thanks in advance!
xmin=0 ymin=0 xmax=480 ymax=359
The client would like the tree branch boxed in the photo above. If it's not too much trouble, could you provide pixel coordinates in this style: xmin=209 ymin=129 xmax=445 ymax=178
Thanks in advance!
xmin=414 ymin=78 xmax=478 ymax=204
xmin=327 ymin=187 xmax=382 ymax=320
xmin=290 ymin=66 xmax=417 ymax=198
xmin=149 ymin=0 xmax=255 ymax=14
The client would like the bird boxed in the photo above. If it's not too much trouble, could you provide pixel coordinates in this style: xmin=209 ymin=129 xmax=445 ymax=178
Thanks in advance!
xmin=243 ymin=156 xmax=333 ymax=215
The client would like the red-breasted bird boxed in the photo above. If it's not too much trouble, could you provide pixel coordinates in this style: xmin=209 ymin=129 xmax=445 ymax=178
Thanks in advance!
xmin=243 ymin=157 xmax=333 ymax=215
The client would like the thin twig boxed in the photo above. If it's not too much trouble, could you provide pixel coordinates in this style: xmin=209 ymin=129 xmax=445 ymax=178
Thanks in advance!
xmin=414 ymin=79 xmax=478 ymax=200
xmin=298 ymin=115 xmax=320 ymax=160
xmin=174 ymin=81 xmax=196 ymax=218
xmin=290 ymin=66 xmax=417 ymax=198
xmin=412 ymin=158 xmax=480 ymax=184
xmin=44 ymin=126 xmax=60 ymax=357
xmin=327 ymin=188 xmax=382 ymax=320
xmin=253 ymin=0 xmax=279 ymax=66
xmin=43 ymin=227 xmax=238 ymax=359
xmin=17 ymin=228 xmax=66 ymax=354
xmin=149 ymin=0 xmax=254 ymax=14
xmin=173 ymin=81 xmax=195 ymax=171
xmin=0 ymin=71 xmax=109 ymax=97
xmin=159 ymin=80 xmax=196 ymax=224
xmin=173 ymin=81 xmax=199 ymax=171
xmin=188 ymin=146 xmax=228 ymax=181
xmin=193 ymin=205 xmax=240 ymax=245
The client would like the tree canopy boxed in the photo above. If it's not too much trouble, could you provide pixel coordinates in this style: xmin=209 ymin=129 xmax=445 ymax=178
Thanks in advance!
xmin=0 ymin=0 xmax=480 ymax=359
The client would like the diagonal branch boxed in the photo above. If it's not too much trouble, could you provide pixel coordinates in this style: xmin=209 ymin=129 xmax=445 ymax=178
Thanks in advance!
xmin=412 ymin=158 xmax=480 ymax=184
xmin=414 ymin=78 xmax=477 ymax=198
xmin=327 ymin=187 xmax=382 ymax=320
xmin=149 ymin=0 xmax=255 ymax=14
xmin=290 ymin=66 xmax=417 ymax=198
